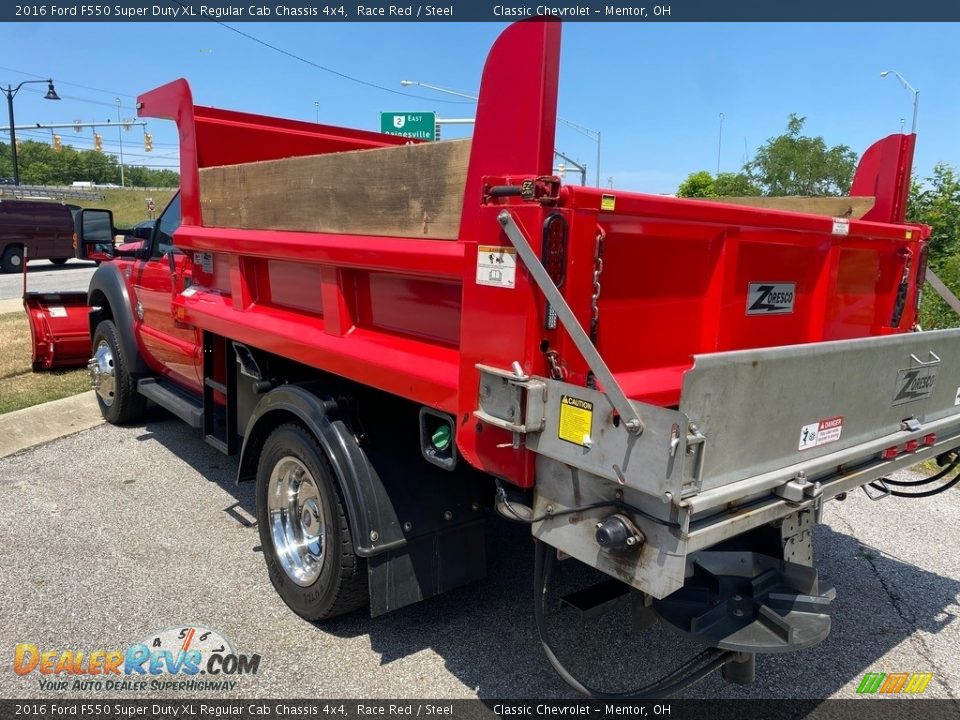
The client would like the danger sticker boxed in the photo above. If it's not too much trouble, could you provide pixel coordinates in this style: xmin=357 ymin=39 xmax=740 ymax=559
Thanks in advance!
xmin=476 ymin=245 xmax=517 ymax=289
xmin=600 ymin=194 xmax=616 ymax=211
xmin=798 ymin=416 xmax=844 ymax=451
xmin=832 ymin=217 xmax=850 ymax=235
xmin=558 ymin=395 xmax=593 ymax=447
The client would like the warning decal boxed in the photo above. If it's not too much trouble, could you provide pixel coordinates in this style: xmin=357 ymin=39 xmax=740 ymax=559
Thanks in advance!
xmin=831 ymin=217 xmax=850 ymax=236
xmin=476 ymin=245 xmax=517 ymax=289
xmin=798 ymin=416 xmax=844 ymax=451
xmin=558 ymin=395 xmax=593 ymax=447
xmin=46 ymin=306 xmax=67 ymax=318
xmin=600 ymin=194 xmax=616 ymax=211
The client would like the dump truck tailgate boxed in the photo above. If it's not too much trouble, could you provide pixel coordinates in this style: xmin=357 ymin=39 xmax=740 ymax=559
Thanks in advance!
xmin=679 ymin=327 xmax=960 ymax=498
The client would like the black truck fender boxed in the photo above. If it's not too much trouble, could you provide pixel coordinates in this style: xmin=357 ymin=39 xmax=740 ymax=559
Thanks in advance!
xmin=236 ymin=384 xmax=406 ymax=559
xmin=86 ymin=262 xmax=150 ymax=377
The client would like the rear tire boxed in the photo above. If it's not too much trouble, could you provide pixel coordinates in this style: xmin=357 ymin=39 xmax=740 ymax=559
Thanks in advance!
xmin=1 ymin=245 xmax=23 ymax=273
xmin=90 ymin=319 xmax=147 ymax=424
xmin=50 ymin=257 xmax=69 ymax=266
xmin=256 ymin=423 xmax=368 ymax=621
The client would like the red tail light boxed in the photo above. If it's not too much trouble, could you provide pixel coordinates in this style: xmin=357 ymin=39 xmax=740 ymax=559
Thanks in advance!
xmin=541 ymin=213 xmax=568 ymax=330
xmin=905 ymin=439 xmax=920 ymax=452
xmin=881 ymin=446 xmax=899 ymax=460
xmin=924 ymin=433 xmax=937 ymax=446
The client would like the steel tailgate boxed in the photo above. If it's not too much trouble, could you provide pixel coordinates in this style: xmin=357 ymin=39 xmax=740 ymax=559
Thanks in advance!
xmin=679 ymin=328 xmax=960 ymax=494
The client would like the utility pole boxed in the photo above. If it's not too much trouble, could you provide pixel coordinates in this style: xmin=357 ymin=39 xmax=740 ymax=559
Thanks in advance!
xmin=115 ymin=98 xmax=125 ymax=187
xmin=717 ymin=112 xmax=724 ymax=176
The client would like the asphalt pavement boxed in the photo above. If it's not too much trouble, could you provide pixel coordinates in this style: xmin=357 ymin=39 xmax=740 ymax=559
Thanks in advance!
xmin=0 ymin=411 xmax=958 ymax=700
xmin=0 ymin=260 xmax=97 ymax=301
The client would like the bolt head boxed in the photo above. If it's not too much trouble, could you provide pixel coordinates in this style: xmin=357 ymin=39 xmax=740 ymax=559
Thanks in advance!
xmin=369 ymin=530 xmax=379 ymax=542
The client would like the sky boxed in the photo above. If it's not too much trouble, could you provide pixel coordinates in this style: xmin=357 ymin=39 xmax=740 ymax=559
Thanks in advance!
xmin=1 ymin=21 xmax=958 ymax=193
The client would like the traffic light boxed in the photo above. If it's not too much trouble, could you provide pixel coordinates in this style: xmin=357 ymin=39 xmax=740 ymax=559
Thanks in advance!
xmin=93 ymin=133 xmax=102 ymax=151
xmin=144 ymin=133 xmax=153 ymax=152
xmin=52 ymin=134 xmax=62 ymax=152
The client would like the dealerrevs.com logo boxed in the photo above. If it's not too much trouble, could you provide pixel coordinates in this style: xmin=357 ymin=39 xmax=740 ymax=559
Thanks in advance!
xmin=13 ymin=625 xmax=261 ymax=692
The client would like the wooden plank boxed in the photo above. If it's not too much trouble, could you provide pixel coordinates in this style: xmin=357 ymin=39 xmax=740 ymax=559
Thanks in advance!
xmin=698 ymin=195 xmax=875 ymax=219
xmin=199 ymin=139 xmax=471 ymax=239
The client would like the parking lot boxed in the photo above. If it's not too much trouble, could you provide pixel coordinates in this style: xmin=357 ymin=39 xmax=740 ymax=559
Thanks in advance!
xmin=0 ymin=409 xmax=958 ymax=700
xmin=0 ymin=260 xmax=97 ymax=301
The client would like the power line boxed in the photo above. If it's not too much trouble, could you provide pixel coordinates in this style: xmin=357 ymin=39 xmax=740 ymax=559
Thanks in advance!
xmin=0 ymin=64 xmax=137 ymax=99
xmin=166 ymin=0 xmax=472 ymax=106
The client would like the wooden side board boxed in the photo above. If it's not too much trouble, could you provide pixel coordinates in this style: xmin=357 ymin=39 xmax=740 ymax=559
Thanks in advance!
xmin=699 ymin=195 xmax=876 ymax=219
xmin=199 ymin=139 xmax=472 ymax=239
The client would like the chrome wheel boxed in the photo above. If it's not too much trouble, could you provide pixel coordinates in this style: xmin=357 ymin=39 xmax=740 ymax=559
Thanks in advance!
xmin=88 ymin=340 xmax=116 ymax=407
xmin=268 ymin=456 xmax=325 ymax=587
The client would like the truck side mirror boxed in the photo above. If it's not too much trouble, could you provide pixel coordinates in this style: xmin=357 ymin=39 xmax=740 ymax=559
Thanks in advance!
xmin=76 ymin=208 xmax=116 ymax=261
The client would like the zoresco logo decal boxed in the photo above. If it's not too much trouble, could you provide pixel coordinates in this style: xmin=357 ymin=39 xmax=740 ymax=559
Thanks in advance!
xmin=13 ymin=625 xmax=261 ymax=692
xmin=893 ymin=365 xmax=938 ymax=406
xmin=746 ymin=282 xmax=796 ymax=315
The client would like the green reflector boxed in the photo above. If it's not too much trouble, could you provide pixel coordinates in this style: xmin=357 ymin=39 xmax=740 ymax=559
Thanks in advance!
xmin=431 ymin=424 xmax=451 ymax=451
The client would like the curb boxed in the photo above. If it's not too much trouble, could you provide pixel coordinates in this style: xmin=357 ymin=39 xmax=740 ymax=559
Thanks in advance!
xmin=0 ymin=391 xmax=104 ymax=459
xmin=0 ymin=298 xmax=23 ymax=315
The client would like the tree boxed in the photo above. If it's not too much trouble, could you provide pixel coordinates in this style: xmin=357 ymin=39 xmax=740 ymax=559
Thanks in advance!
xmin=677 ymin=171 xmax=716 ymax=198
xmin=908 ymin=163 xmax=960 ymax=329
xmin=745 ymin=114 xmax=857 ymax=196
xmin=0 ymin=140 xmax=178 ymax=188
xmin=715 ymin=172 xmax=760 ymax=197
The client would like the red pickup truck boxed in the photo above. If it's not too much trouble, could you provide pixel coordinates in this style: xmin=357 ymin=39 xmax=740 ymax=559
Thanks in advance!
xmin=31 ymin=20 xmax=960 ymax=697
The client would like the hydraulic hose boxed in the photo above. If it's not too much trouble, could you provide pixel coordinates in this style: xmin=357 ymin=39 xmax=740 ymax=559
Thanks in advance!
xmin=533 ymin=539 xmax=733 ymax=699
xmin=869 ymin=451 xmax=960 ymax=498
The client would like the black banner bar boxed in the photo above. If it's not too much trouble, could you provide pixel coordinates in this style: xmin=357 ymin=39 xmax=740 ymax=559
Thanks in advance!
xmin=2 ymin=700 xmax=960 ymax=720
xmin=3 ymin=0 xmax=960 ymax=22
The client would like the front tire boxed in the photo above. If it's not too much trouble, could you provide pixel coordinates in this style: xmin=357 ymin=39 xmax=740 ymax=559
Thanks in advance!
xmin=256 ymin=423 xmax=368 ymax=621
xmin=90 ymin=319 xmax=147 ymax=424
xmin=1 ymin=245 xmax=23 ymax=273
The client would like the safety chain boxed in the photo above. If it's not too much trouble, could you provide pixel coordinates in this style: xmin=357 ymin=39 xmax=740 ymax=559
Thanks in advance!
xmin=589 ymin=226 xmax=606 ymax=345
xmin=545 ymin=349 xmax=565 ymax=381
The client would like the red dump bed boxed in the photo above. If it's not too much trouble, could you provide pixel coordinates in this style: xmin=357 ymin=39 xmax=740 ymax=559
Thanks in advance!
xmin=135 ymin=20 xmax=926 ymax=489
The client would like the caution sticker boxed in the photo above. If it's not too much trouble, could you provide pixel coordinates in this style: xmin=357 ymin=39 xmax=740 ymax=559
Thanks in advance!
xmin=798 ymin=416 xmax=844 ymax=451
xmin=831 ymin=217 xmax=850 ymax=236
xmin=558 ymin=395 xmax=593 ymax=447
xmin=476 ymin=245 xmax=517 ymax=289
xmin=600 ymin=194 xmax=616 ymax=211
xmin=46 ymin=306 xmax=67 ymax=318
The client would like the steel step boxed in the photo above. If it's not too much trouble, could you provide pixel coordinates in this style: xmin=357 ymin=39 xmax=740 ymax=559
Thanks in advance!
xmin=137 ymin=378 xmax=203 ymax=429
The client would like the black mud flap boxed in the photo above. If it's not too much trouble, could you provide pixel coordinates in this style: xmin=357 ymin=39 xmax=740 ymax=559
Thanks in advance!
xmin=368 ymin=519 xmax=486 ymax=617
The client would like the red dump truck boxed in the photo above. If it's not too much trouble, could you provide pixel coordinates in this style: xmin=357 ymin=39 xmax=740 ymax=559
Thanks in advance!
xmin=29 ymin=20 xmax=960 ymax=697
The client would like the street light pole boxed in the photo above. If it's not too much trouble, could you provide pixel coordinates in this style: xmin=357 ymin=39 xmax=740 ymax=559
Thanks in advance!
xmin=2 ymin=78 xmax=60 ymax=186
xmin=717 ymin=112 xmax=724 ymax=176
xmin=558 ymin=117 xmax=601 ymax=187
xmin=399 ymin=80 xmax=479 ymax=101
xmin=314 ymin=101 xmax=320 ymax=123
xmin=880 ymin=70 xmax=919 ymax=134
xmin=115 ymin=97 xmax=125 ymax=188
